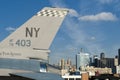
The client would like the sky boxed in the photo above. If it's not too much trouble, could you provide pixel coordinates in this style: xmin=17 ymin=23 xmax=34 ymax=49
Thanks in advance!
xmin=0 ymin=0 xmax=120 ymax=64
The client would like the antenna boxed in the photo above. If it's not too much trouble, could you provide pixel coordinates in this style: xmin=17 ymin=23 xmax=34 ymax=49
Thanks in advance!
xmin=80 ymin=48 xmax=83 ymax=52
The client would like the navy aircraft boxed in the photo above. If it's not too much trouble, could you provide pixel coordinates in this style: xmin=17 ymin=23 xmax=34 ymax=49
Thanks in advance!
xmin=0 ymin=7 xmax=68 ymax=80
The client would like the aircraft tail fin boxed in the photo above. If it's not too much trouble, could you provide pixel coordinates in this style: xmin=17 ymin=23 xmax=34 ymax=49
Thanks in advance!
xmin=0 ymin=7 xmax=68 ymax=50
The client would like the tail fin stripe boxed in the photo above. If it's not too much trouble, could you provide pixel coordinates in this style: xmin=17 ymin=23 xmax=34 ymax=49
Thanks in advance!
xmin=37 ymin=9 xmax=67 ymax=17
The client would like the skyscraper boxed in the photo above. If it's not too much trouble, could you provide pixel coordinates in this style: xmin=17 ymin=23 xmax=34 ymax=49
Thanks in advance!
xmin=93 ymin=53 xmax=115 ymax=69
xmin=118 ymin=49 xmax=120 ymax=65
xmin=93 ymin=55 xmax=100 ymax=67
xmin=61 ymin=59 xmax=65 ymax=69
xmin=76 ymin=52 xmax=90 ymax=70
xmin=100 ymin=52 xmax=105 ymax=59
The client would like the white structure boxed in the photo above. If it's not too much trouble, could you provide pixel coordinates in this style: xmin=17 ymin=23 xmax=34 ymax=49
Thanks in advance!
xmin=76 ymin=52 xmax=90 ymax=70
xmin=62 ymin=75 xmax=81 ymax=80
xmin=116 ymin=65 xmax=120 ymax=74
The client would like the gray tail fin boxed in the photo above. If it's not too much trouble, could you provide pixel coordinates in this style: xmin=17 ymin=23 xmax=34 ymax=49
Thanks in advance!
xmin=0 ymin=7 xmax=68 ymax=50
xmin=0 ymin=7 xmax=68 ymax=60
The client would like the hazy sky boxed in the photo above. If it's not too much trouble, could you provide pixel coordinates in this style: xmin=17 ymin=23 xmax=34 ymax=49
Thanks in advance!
xmin=0 ymin=0 xmax=120 ymax=64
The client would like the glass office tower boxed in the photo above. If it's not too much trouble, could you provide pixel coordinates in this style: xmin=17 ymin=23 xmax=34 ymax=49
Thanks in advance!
xmin=76 ymin=52 xmax=90 ymax=70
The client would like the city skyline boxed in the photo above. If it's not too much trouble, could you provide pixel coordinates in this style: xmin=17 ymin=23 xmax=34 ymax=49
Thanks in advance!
xmin=0 ymin=0 xmax=120 ymax=64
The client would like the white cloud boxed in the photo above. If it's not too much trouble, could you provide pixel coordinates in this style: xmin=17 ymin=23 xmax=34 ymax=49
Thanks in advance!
xmin=68 ymin=9 xmax=79 ymax=17
xmin=49 ymin=0 xmax=66 ymax=8
xmin=6 ymin=27 xmax=16 ymax=33
xmin=91 ymin=36 xmax=96 ymax=40
xmin=63 ymin=17 xmax=105 ymax=54
xmin=99 ymin=0 xmax=114 ymax=4
xmin=79 ymin=12 xmax=117 ymax=21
